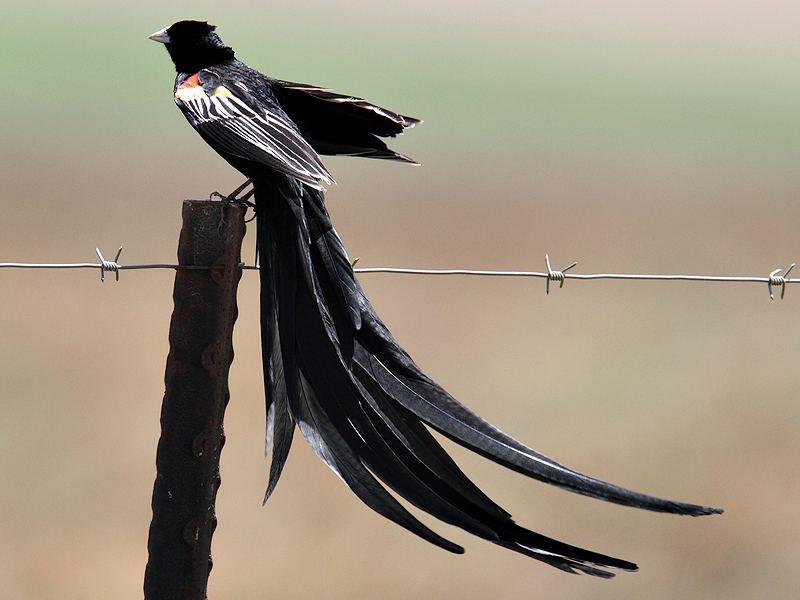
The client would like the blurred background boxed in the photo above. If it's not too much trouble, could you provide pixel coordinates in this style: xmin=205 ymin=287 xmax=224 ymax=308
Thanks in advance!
xmin=1 ymin=1 xmax=799 ymax=598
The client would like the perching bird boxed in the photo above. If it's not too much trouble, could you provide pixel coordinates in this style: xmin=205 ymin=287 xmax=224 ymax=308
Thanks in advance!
xmin=150 ymin=20 xmax=721 ymax=578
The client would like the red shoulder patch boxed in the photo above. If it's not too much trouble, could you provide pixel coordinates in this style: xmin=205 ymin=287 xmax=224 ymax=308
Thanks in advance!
xmin=178 ymin=73 xmax=201 ymax=90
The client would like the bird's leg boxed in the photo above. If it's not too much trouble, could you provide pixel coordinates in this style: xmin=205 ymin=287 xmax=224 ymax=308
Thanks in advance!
xmin=211 ymin=179 xmax=255 ymax=207
xmin=210 ymin=179 xmax=256 ymax=230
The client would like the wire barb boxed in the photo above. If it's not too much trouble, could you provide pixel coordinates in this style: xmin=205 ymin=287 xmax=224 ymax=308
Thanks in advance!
xmin=767 ymin=263 xmax=795 ymax=300
xmin=545 ymin=254 xmax=578 ymax=294
xmin=96 ymin=247 xmax=123 ymax=282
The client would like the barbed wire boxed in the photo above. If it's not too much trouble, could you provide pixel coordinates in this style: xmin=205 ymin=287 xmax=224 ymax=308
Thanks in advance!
xmin=0 ymin=247 xmax=795 ymax=300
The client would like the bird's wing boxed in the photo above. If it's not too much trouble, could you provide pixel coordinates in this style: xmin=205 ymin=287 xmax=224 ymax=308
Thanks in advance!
xmin=174 ymin=70 xmax=334 ymax=189
xmin=272 ymin=80 xmax=420 ymax=162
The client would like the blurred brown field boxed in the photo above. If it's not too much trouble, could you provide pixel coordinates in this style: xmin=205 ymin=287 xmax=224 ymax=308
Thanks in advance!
xmin=1 ymin=2 xmax=799 ymax=599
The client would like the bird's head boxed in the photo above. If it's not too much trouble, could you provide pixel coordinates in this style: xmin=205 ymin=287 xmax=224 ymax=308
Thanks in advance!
xmin=149 ymin=20 xmax=234 ymax=73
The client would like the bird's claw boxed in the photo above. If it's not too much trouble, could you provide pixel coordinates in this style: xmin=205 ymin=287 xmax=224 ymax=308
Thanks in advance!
xmin=211 ymin=179 xmax=255 ymax=207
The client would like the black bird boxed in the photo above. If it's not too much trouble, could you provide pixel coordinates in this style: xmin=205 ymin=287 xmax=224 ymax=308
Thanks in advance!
xmin=150 ymin=20 xmax=721 ymax=578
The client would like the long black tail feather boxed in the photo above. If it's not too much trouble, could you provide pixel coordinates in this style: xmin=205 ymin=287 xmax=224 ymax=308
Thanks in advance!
xmin=254 ymin=174 xmax=721 ymax=578
xmin=258 ymin=202 xmax=295 ymax=504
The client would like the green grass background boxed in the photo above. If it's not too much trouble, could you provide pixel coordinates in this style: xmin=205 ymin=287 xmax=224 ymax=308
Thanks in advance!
xmin=1 ymin=1 xmax=799 ymax=598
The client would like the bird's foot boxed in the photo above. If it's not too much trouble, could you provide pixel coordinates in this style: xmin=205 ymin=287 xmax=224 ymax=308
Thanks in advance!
xmin=211 ymin=179 xmax=255 ymax=208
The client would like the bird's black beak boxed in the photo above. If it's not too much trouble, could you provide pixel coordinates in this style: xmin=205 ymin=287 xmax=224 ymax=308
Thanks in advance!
xmin=148 ymin=27 xmax=170 ymax=44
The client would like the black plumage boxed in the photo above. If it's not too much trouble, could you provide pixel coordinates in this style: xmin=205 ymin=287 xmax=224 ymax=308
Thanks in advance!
xmin=150 ymin=20 xmax=721 ymax=578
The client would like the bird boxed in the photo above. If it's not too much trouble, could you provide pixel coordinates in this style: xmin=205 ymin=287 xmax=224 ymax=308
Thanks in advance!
xmin=149 ymin=20 xmax=721 ymax=578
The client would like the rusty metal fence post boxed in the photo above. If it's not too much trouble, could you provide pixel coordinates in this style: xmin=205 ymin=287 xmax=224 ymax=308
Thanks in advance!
xmin=144 ymin=199 xmax=247 ymax=600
